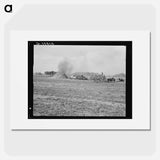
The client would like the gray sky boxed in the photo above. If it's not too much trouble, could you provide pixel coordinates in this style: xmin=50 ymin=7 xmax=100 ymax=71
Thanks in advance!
xmin=34 ymin=45 xmax=126 ymax=75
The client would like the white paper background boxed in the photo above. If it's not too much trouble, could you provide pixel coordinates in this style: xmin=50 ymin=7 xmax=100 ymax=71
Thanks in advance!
xmin=10 ymin=31 xmax=150 ymax=130
xmin=1 ymin=1 xmax=159 ymax=159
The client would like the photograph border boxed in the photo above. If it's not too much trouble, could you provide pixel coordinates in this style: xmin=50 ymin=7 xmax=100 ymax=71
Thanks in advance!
xmin=28 ymin=41 xmax=132 ymax=119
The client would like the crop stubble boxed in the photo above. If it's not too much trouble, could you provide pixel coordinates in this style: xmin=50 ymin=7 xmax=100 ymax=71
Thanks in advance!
xmin=33 ymin=76 xmax=126 ymax=117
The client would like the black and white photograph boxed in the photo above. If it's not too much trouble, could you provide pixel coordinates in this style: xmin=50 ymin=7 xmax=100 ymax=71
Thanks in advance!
xmin=28 ymin=41 xmax=132 ymax=119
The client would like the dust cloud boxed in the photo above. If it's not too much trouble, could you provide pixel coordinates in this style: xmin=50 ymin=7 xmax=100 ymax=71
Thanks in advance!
xmin=58 ymin=58 xmax=73 ymax=75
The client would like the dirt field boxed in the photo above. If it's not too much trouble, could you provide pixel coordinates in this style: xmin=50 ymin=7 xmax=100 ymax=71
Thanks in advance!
xmin=33 ymin=75 xmax=126 ymax=117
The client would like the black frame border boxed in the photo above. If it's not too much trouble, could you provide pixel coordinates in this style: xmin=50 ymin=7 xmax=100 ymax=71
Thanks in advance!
xmin=28 ymin=41 xmax=132 ymax=119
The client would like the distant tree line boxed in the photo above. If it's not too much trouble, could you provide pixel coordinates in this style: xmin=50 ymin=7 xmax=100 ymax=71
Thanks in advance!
xmin=44 ymin=71 xmax=56 ymax=76
xmin=36 ymin=70 xmax=125 ymax=83
xmin=34 ymin=72 xmax=43 ymax=75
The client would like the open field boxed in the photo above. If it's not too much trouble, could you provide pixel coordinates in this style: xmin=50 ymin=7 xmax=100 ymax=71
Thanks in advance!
xmin=33 ymin=75 xmax=126 ymax=117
